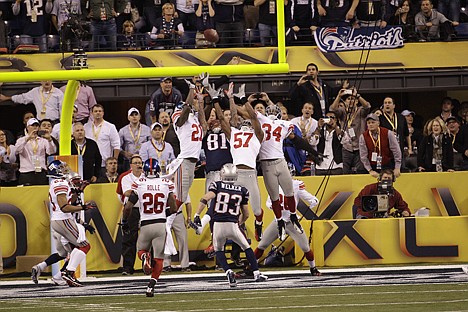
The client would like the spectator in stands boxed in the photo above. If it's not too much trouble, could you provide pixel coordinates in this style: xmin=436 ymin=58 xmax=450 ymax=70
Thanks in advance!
xmin=356 ymin=0 xmax=386 ymax=28
xmin=401 ymin=109 xmax=422 ymax=172
xmin=195 ymin=0 xmax=216 ymax=48
xmin=149 ymin=3 xmax=185 ymax=49
xmin=415 ymin=0 xmax=458 ymax=41
xmin=354 ymin=168 xmax=410 ymax=219
xmin=96 ymin=156 xmax=119 ymax=183
xmin=39 ymin=119 xmax=59 ymax=155
xmin=280 ymin=105 xmax=290 ymax=120
xmin=146 ymin=77 xmax=184 ymax=125
xmin=255 ymin=0 xmax=287 ymax=46
xmin=119 ymin=107 xmax=151 ymax=172
xmin=309 ymin=111 xmax=343 ymax=175
xmin=115 ymin=0 xmax=132 ymax=34
xmin=316 ymin=0 xmax=359 ymax=27
xmin=117 ymin=20 xmax=145 ymax=50
xmin=417 ymin=116 xmax=454 ymax=172
xmin=0 ymin=6 xmax=7 ymax=51
xmin=158 ymin=111 xmax=180 ymax=157
xmin=289 ymin=63 xmax=334 ymax=118
xmin=437 ymin=0 xmax=460 ymax=23
xmin=379 ymin=97 xmax=412 ymax=170
xmin=254 ymin=101 xmax=266 ymax=115
xmin=438 ymin=97 xmax=455 ymax=122
xmin=359 ymin=113 xmax=402 ymax=178
xmin=0 ymin=128 xmax=18 ymax=186
xmin=330 ymin=88 xmax=371 ymax=174
xmin=139 ymin=122 xmax=175 ymax=172
xmin=51 ymin=0 xmax=82 ymax=52
xmin=290 ymin=102 xmax=318 ymax=143
xmin=0 ymin=81 xmax=63 ymax=124
xmin=213 ymin=0 xmax=244 ymax=48
xmin=174 ymin=0 xmax=197 ymax=32
xmin=458 ymin=102 xmax=468 ymax=126
xmin=15 ymin=118 xmax=56 ymax=185
xmin=134 ymin=0 xmax=172 ymax=33
xmin=288 ymin=0 xmax=317 ymax=44
xmin=71 ymin=122 xmax=102 ymax=182
xmin=16 ymin=112 xmax=36 ymax=139
xmin=88 ymin=0 xmax=117 ymax=51
xmin=446 ymin=116 xmax=464 ymax=170
xmin=84 ymin=104 xmax=120 ymax=175
xmin=388 ymin=0 xmax=417 ymax=41
xmin=60 ymin=81 xmax=97 ymax=124
xmin=244 ymin=0 xmax=259 ymax=31
xmin=12 ymin=0 xmax=53 ymax=52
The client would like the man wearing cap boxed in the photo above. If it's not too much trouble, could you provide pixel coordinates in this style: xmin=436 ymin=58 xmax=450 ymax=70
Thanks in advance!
xmin=84 ymin=104 xmax=120 ymax=176
xmin=119 ymin=107 xmax=151 ymax=172
xmin=139 ymin=122 xmax=175 ymax=172
xmin=145 ymin=77 xmax=183 ymax=126
xmin=359 ymin=113 xmax=402 ymax=178
xmin=446 ymin=116 xmax=464 ymax=170
xmin=14 ymin=118 xmax=56 ymax=185
xmin=0 ymin=81 xmax=63 ymax=124
xmin=330 ymin=88 xmax=371 ymax=174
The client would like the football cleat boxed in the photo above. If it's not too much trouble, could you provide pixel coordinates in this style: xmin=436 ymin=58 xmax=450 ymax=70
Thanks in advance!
xmin=290 ymin=213 xmax=304 ymax=234
xmin=31 ymin=265 xmax=41 ymax=284
xmin=61 ymin=270 xmax=83 ymax=287
xmin=162 ymin=266 xmax=172 ymax=272
xmin=310 ymin=267 xmax=322 ymax=276
xmin=277 ymin=219 xmax=287 ymax=241
xmin=142 ymin=252 xmax=152 ymax=275
xmin=146 ymin=278 xmax=157 ymax=297
xmin=254 ymin=273 xmax=268 ymax=282
xmin=204 ymin=244 xmax=215 ymax=259
xmin=254 ymin=221 xmax=263 ymax=241
xmin=226 ymin=270 xmax=237 ymax=287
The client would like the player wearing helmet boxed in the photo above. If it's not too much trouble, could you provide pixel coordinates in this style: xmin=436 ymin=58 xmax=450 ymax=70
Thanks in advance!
xmin=214 ymin=98 xmax=265 ymax=241
xmin=44 ymin=160 xmax=97 ymax=287
xmin=121 ymin=158 xmax=178 ymax=297
xmin=195 ymin=163 xmax=268 ymax=287
xmin=254 ymin=172 xmax=322 ymax=276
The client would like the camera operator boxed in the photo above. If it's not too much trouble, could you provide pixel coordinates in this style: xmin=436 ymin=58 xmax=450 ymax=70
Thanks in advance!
xmin=353 ymin=168 xmax=410 ymax=219
xmin=51 ymin=0 xmax=83 ymax=52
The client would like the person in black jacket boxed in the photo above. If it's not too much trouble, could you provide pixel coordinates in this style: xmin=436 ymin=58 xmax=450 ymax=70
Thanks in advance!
xmin=417 ymin=117 xmax=454 ymax=172
xmin=309 ymin=111 xmax=343 ymax=175
xmin=71 ymin=122 xmax=102 ymax=182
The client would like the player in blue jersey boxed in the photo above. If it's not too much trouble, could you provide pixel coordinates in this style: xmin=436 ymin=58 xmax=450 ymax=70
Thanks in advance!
xmin=195 ymin=163 xmax=268 ymax=287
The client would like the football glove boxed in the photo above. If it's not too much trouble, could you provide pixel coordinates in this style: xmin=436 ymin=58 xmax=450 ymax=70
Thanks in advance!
xmin=81 ymin=200 xmax=98 ymax=211
xmin=194 ymin=215 xmax=202 ymax=227
xmin=82 ymin=222 xmax=96 ymax=234
xmin=119 ymin=220 xmax=130 ymax=236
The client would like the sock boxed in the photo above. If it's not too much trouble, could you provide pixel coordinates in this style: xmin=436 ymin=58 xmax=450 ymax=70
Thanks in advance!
xmin=215 ymin=251 xmax=230 ymax=272
xmin=151 ymin=258 xmax=164 ymax=279
xmin=284 ymin=196 xmax=296 ymax=213
xmin=137 ymin=250 xmax=147 ymax=260
xmin=308 ymin=260 xmax=316 ymax=268
xmin=254 ymin=248 xmax=264 ymax=259
xmin=305 ymin=250 xmax=315 ymax=261
xmin=244 ymin=248 xmax=259 ymax=271
xmin=37 ymin=262 xmax=47 ymax=271
xmin=253 ymin=270 xmax=260 ymax=277
xmin=44 ymin=253 xmax=65 ymax=267
xmin=255 ymin=209 xmax=264 ymax=223
xmin=271 ymin=199 xmax=283 ymax=219
xmin=66 ymin=248 xmax=86 ymax=272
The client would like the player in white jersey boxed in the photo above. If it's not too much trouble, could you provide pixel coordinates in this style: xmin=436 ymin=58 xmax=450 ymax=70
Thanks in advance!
xmin=121 ymin=158 xmax=178 ymax=297
xmin=47 ymin=160 xmax=97 ymax=287
xmin=171 ymin=96 xmax=207 ymax=209
xmin=254 ymin=175 xmax=322 ymax=276
xmin=214 ymin=99 xmax=265 ymax=241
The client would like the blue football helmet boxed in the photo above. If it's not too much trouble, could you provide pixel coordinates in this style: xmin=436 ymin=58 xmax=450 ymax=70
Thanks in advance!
xmin=143 ymin=158 xmax=161 ymax=178
xmin=47 ymin=160 xmax=69 ymax=178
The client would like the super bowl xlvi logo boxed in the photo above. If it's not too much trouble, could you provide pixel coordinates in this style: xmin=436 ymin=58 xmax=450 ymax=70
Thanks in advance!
xmin=315 ymin=26 xmax=404 ymax=53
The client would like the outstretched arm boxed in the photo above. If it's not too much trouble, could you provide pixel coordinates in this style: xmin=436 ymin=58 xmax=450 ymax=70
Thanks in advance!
xmin=245 ymin=102 xmax=264 ymax=142
xmin=215 ymin=102 xmax=231 ymax=138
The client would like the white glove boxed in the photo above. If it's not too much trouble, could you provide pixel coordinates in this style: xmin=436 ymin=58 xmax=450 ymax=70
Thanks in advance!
xmin=199 ymin=72 xmax=210 ymax=87
xmin=184 ymin=79 xmax=195 ymax=90
xmin=206 ymin=83 xmax=220 ymax=99
xmin=233 ymin=83 xmax=246 ymax=99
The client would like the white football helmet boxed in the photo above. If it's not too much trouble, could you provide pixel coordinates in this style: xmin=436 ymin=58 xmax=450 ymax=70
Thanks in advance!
xmin=266 ymin=104 xmax=282 ymax=120
xmin=239 ymin=119 xmax=253 ymax=132
xmin=220 ymin=163 xmax=238 ymax=183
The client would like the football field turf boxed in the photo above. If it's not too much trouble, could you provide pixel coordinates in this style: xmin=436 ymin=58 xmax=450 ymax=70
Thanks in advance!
xmin=1 ymin=266 xmax=467 ymax=311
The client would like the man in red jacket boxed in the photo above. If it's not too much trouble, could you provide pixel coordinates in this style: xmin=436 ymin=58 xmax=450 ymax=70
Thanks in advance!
xmin=354 ymin=168 xmax=411 ymax=219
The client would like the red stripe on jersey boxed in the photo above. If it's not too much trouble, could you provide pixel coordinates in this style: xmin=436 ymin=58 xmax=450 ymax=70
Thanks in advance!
xmin=54 ymin=186 xmax=68 ymax=194
xmin=171 ymin=111 xmax=182 ymax=123
xmin=299 ymin=182 xmax=305 ymax=190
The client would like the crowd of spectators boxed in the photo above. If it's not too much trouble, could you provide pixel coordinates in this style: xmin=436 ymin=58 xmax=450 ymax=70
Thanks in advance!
xmin=0 ymin=0 xmax=466 ymax=52
xmin=0 ymin=63 xmax=467 ymax=187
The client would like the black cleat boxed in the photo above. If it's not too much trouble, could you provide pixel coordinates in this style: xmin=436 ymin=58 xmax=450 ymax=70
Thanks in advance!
xmin=61 ymin=270 xmax=83 ymax=287
xmin=226 ymin=270 xmax=237 ymax=287
xmin=310 ymin=267 xmax=322 ymax=276
xmin=31 ymin=265 xmax=41 ymax=284
xmin=146 ymin=278 xmax=157 ymax=297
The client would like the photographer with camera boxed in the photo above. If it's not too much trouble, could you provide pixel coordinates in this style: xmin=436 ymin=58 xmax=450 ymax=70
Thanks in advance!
xmin=14 ymin=118 xmax=56 ymax=186
xmin=51 ymin=0 xmax=83 ymax=52
xmin=354 ymin=168 xmax=410 ymax=219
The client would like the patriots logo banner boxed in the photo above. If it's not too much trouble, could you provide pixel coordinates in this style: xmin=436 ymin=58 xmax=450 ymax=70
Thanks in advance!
xmin=314 ymin=26 xmax=404 ymax=53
